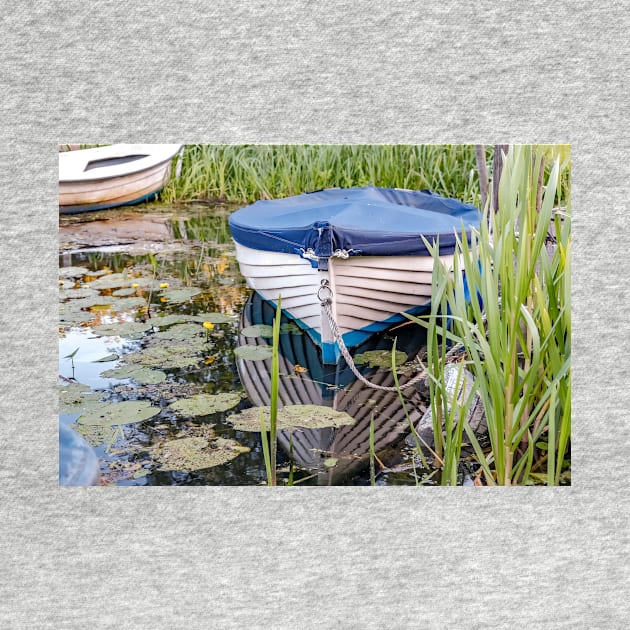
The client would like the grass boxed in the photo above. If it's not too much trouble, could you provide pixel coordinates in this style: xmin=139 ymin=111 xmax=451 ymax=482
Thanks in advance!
xmin=161 ymin=144 xmax=487 ymax=206
xmin=407 ymin=145 xmax=571 ymax=485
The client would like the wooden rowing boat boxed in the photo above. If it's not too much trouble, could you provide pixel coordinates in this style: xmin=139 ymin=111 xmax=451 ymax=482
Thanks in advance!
xmin=59 ymin=144 xmax=183 ymax=214
xmin=229 ymin=186 xmax=480 ymax=363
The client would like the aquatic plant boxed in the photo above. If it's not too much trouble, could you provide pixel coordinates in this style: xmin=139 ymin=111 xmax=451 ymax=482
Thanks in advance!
xmin=408 ymin=144 xmax=571 ymax=485
xmin=161 ymin=144 xmax=488 ymax=206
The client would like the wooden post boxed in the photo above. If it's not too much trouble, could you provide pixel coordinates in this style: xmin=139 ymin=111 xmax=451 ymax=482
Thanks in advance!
xmin=475 ymin=145 xmax=489 ymax=212
xmin=491 ymin=144 xmax=509 ymax=214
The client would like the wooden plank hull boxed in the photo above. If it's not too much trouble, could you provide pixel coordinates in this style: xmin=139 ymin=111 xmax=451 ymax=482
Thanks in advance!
xmin=234 ymin=242 xmax=451 ymax=362
xmin=59 ymin=144 xmax=183 ymax=213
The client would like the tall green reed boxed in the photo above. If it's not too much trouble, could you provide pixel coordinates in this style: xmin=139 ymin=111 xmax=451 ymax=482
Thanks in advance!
xmin=408 ymin=145 xmax=571 ymax=485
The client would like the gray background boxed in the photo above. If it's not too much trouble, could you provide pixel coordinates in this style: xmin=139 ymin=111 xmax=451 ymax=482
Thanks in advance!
xmin=1 ymin=1 xmax=627 ymax=627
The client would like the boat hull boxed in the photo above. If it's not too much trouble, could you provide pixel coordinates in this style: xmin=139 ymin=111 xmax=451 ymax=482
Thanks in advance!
xmin=234 ymin=241 xmax=452 ymax=363
xmin=59 ymin=144 xmax=183 ymax=213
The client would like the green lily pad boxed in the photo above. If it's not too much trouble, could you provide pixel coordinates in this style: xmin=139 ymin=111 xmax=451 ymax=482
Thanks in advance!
xmin=132 ymin=468 xmax=150 ymax=479
xmin=146 ymin=314 xmax=193 ymax=328
xmin=154 ymin=323 xmax=203 ymax=341
xmin=92 ymin=353 xmax=119 ymax=363
xmin=59 ymin=382 xmax=104 ymax=414
xmin=77 ymin=400 xmax=160 ymax=426
xmin=280 ymin=322 xmax=302 ymax=335
xmin=240 ymin=324 xmax=273 ymax=338
xmin=160 ymin=288 xmax=202 ymax=303
xmin=91 ymin=321 xmax=153 ymax=339
xmin=354 ymin=349 xmax=407 ymax=369
xmin=59 ymin=287 xmax=99 ymax=300
xmin=109 ymin=297 xmax=147 ymax=311
xmin=69 ymin=295 xmax=116 ymax=310
xmin=168 ymin=393 xmax=242 ymax=416
xmin=72 ymin=423 xmax=117 ymax=447
xmin=112 ymin=287 xmax=138 ymax=297
xmin=230 ymin=405 xmax=355 ymax=432
xmin=59 ymin=305 xmax=95 ymax=325
xmin=152 ymin=435 xmax=248 ymax=471
xmin=189 ymin=313 xmax=236 ymax=324
xmin=87 ymin=273 xmax=134 ymax=289
xmin=100 ymin=365 xmax=167 ymax=385
xmin=123 ymin=344 xmax=202 ymax=369
xmin=59 ymin=266 xmax=90 ymax=279
xmin=234 ymin=345 xmax=273 ymax=361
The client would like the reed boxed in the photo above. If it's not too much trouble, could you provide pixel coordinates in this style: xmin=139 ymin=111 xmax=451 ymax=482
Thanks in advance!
xmin=161 ymin=144 xmax=486 ymax=206
xmin=408 ymin=145 xmax=571 ymax=486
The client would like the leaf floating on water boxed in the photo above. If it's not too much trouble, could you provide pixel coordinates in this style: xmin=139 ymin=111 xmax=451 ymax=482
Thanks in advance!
xmin=91 ymin=321 xmax=152 ymax=339
xmin=100 ymin=365 xmax=167 ymax=385
xmin=72 ymin=423 xmax=116 ymax=447
xmin=189 ymin=313 xmax=236 ymax=324
xmin=159 ymin=288 xmax=202 ymax=303
xmin=234 ymin=345 xmax=273 ymax=361
xmin=323 ymin=457 xmax=338 ymax=468
xmin=152 ymin=436 xmax=248 ymax=471
xmin=240 ymin=324 xmax=273 ymax=338
xmin=146 ymin=314 xmax=194 ymax=328
xmin=154 ymin=323 xmax=203 ymax=341
xmin=77 ymin=400 xmax=160 ymax=426
xmin=280 ymin=322 xmax=302 ymax=335
xmin=168 ymin=392 xmax=242 ymax=417
xmin=59 ymin=382 xmax=104 ymax=414
xmin=123 ymin=344 xmax=202 ymax=369
xmin=230 ymin=405 xmax=356 ymax=432
xmin=59 ymin=287 xmax=98 ymax=300
xmin=86 ymin=273 xmax=133 ymax=289
xmin=59 ymin=266 xmax=90 ymax=279
xmin=132 ymin=468 xmax=150 ymax=479
xmin=354 ymin=349 xmax=407 ymax=369
xmin=112 ymin=287 xmax=138 ymax=297
xmin=92 ymin=353 xmax=119 ymax=363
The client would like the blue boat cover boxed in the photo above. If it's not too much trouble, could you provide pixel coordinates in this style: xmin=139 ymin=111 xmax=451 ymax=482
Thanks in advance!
xmin=229 ymin=187 xmax=480 ymax=268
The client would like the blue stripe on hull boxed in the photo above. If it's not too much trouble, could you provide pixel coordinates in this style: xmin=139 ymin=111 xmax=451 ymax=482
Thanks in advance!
xmin=59 ymin=189 xmax=163 ymax=214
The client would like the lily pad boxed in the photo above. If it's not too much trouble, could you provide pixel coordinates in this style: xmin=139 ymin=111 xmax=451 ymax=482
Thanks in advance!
xmin=59 ymin=266 xmax=90 ymax=279
xmin=92 ymin=353 xmax=119 ymax=363
xmin=59 ymin=382 xmax=104 ymax=414
xmin=154 ymin=323 xmax=203 ymax=341
xmin=87 ymin=273 xmax=134 ymax=289
xmin=72 ymin=423 xmax=116 ymax=448
xmin=123 ymin=344 xmax=202 ymax=369
xmin=354 ymin=349 xmax=407 ymax=369
xmin=91 ymin=321 xmax=152 ymax=339
xmin=240 ymin=324 xmax=273 ymax=338
xmin=159 ymin=288 xmax=202 ymax=303
xmin=234 ymin=345 xmax=273 ymax=361
xmin=168 ymin=392 xmax=242 ymax=417
xmin=230 ymin=405 xmax=356 ymax=432
xmin=146 ymin=314 xmax=193 ymax=328
xmin=109 ymin=297 xmax=147 ymax=311
xmin=112 ymin=287 xmax=138 ymax=297
xmin=189 ymin=313 xmax=236 ymax=324
xmin=59 ymin=287 xmax=99 ymax=300
xmin=69 ymin=295 xmax=116 ymax=310
xmin=152 ymin=435 xmax=248 ymax=471
xmin=77 ymin=400 xmax=160 ymax=426
xmin=100 ymin=365 xmax=167 ymax=385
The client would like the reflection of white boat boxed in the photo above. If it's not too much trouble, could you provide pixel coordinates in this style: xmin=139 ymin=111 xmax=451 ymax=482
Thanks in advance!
xmin=229 ymin=187 xmax=479 ymax=362
xmin=236 ymin=291 xmax=428 ymax=483
xmin=59 ymin=144 xmax=183 ymax=214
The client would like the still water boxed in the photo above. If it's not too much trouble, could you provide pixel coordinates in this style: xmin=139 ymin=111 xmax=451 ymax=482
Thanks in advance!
xmin=59 ymin=207 xmax=433 ymax=486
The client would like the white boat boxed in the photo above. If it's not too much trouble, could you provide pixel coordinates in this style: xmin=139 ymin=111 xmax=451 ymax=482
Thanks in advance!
xmin=59 ymin=144 xmax=183 ymax=214
xmin=229 ymin=186 xmax=480 ymax=363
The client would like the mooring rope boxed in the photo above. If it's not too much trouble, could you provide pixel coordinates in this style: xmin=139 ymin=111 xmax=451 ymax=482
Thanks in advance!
xmin=318 ymin=280 xmax=463 ymax=392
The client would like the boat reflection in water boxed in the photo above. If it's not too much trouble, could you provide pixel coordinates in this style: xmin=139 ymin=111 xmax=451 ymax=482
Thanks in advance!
xmin=236 ymin=291 xmax=429 ymax=485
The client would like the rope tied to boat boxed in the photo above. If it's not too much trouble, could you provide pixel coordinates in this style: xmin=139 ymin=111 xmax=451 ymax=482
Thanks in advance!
xmin=318 ymin=279 xmax=435 ymax=392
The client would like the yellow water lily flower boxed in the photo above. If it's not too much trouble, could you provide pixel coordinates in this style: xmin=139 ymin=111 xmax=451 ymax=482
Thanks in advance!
xmin=294 ymin=365 xmax=308 ymax=374
xmin=204 ymin=356 xmax=216 ymax=365
xmin=159 ymin=282 xmax=169 ymax=289
xmin=131 ymin=282 xmax=139 ymax=288
xmin=160 ymin=297 xmax=168 ymax=303
xmin=58 ymin=280 xmax=64 ymax=286
xmin=203 ymin=321 xmax=215 ymax=330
